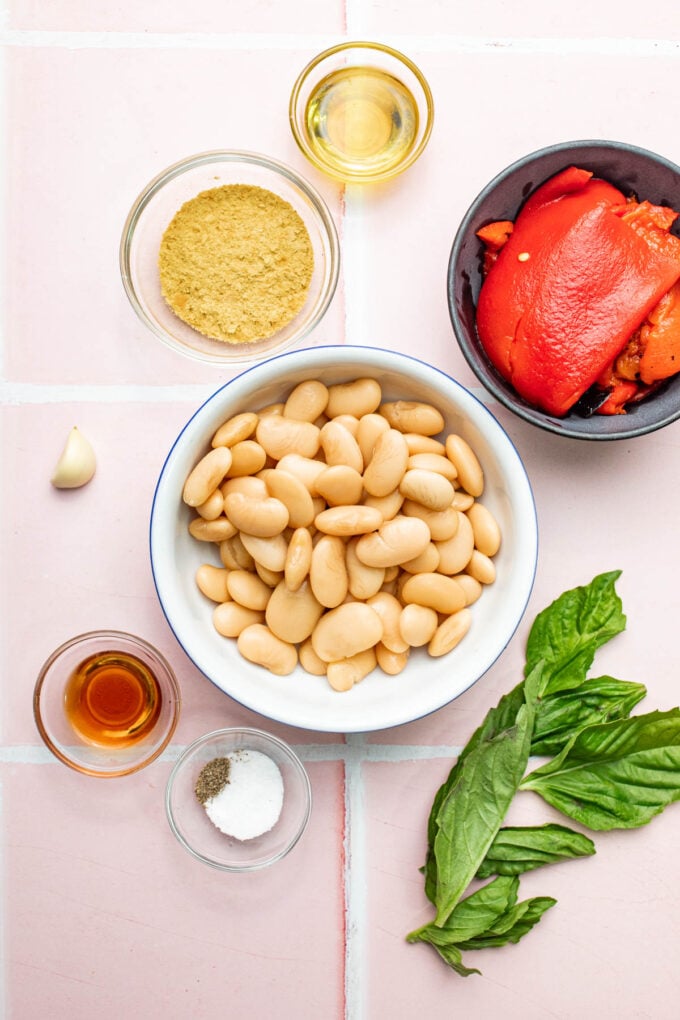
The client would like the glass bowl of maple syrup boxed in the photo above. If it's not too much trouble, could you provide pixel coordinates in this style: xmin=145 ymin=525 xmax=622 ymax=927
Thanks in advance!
xmin=289 ymin=41 xmax=434 ymax=184
xmin=34 ymin=630 xmax=181 ymax=778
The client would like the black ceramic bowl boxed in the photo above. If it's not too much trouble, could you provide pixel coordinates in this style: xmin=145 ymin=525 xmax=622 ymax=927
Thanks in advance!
xmin=448 ymin=140 xmax=680 ymax=440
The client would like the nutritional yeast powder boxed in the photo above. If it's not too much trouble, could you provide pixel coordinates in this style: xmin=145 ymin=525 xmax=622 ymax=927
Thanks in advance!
xmin=158 ymin=184 xmax=314 ymax=345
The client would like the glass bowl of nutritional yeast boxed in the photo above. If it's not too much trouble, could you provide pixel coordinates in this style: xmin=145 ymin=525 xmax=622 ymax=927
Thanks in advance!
xmin=120 ymin=150 xmax=340 ymax=365
xmin=289 ymin=41 xmax=434 ymax=184
xmin=33 ymin=630 xmax=181 ymax=777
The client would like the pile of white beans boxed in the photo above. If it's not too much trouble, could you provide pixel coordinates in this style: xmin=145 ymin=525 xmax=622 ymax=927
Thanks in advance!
xmin=182 ymin=377 xmax=501 ymax=692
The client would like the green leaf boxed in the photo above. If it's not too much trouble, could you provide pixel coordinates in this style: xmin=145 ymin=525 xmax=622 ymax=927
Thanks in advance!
xmin=429 ymin=942 xmax=481 ymax=977
xmin=410 ymin=879 xmax=555 ymax=974
xmin=525 ymin=571 xmax=625 ymax=697
xmin=532 ymin=676 xmax=647 ymax=756
xmin=432 ymin=664 xmax=542 ymax=926
xmin=522 ymin=709 xmax=680 ymax=830
xmin=476 ymin=823 xmax=596 ymax=878
xmin=422 ymin=680 xmax=525 ymax=903
xmin=442 ymin=875 xmax=518 ymax=942
xmin=457 ymin=896 xmax=557 ymax=949
xmin=407 ymin=876 xmax=519 ymax=978
xmin=409 ymin=876 xmax=519 ymax=946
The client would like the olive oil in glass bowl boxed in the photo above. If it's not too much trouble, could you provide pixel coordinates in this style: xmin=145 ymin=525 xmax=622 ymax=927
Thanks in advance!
xmin=290 ymin=42 xmax=434 ymax=184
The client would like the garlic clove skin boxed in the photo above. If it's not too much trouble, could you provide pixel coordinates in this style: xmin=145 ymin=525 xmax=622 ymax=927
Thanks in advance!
xmin=51 ymin=426 xmax=97 ymax=489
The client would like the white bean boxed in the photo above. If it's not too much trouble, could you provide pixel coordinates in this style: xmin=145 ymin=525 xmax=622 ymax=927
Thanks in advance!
xmin=237 ymin=624 xmax=298 ymax=676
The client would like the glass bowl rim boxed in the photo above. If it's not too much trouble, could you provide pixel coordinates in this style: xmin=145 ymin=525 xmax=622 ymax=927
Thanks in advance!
xmin=165 ymin=726 xmax=312 ymax=872
xmin=288 ymin=40 xmax=435 ymax=183
xmin=119 ymin=148 xmax=341 ymax=365
xmin=33 ymin=628 xmax=182 ymax=778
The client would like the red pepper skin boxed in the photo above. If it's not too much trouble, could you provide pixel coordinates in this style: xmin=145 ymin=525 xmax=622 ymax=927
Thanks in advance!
xmin=598 ymin=381 xmax=639 ymax=415
xmin=476 ymin=167 xmax=680 ymax=416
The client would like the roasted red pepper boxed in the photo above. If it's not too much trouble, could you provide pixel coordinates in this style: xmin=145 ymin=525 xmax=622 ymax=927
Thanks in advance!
xmin=475 ymin=166 xmax=680 ymax=416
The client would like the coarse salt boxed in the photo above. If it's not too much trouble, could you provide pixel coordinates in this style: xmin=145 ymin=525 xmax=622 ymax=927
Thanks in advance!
xmin=204 ymin=749 xmax=284 ymax=841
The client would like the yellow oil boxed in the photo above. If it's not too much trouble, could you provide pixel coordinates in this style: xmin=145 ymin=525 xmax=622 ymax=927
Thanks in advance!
xmin=304 ymin=65 xmax=419 ymax=179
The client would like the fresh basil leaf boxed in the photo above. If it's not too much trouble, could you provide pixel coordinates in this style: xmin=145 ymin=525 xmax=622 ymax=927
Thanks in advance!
xmin=476 ymin=823 xmax=596 ymax=878
xmin=522 ymin=709 xmax=680 ymax=830
xmin=413 ymin=880 xmax=555 ymax=973
xmin=432 ymin=664 xmax=542 ymax=926
xmin=409 ymin=876 xmax=519 ymax=947
xmin=422 ymin=680 xmax=525 ymax=903
xmin=429 ymin=942 xmax=481 ymax=977
xmin=432 ymin=722 xmax=531 ymax=925
xmin=457 ymin=896 xmax=557 ymax=949
xmin=532 ymin=676 xmax=646 ymax=756
xmin=408 ymin=877 xmax=520 ymax=977
xmin=525 ymin=571 xmax=625 ymax=697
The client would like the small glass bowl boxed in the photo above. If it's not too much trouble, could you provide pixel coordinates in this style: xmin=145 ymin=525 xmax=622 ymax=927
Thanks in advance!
xmin=34 ymin=630 xmax=181 ymax=778
xmin=165 ymin=728 xmax=312 ymax=871
xmin=120 ymin=150 xmax=340 ymax=364
xmin=289 ymin=41 xmax=434 ymax=184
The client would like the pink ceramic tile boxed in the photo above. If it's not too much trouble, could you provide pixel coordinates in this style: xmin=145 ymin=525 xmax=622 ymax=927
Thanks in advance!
xmin=3 ymin=759 xmax=345 ymax=1019
xmin=0 ymin=401 xmax=346 ymax=745
xmin=343 ymin=49 xmax=680 ymax=372
xmin=8 ymin=0 xmax=345 ymax=33
xmin=362 ymin=759 xmax=680 ymax=1018
xmin=4 ymin=46 xmax=345 ymax=385
xmin=359 ymin=1 xmax=677 ymax=38
xmin=4 ymin=12 xmax=680 ymax=1020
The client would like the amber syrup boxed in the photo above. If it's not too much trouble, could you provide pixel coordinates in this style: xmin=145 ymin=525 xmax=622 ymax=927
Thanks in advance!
xmin=64 ymin=650 xmax=162 ymax=748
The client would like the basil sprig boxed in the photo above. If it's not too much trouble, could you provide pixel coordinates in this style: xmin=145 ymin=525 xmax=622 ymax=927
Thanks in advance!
xmin=409 ymin=571 xmax=680 ymax=975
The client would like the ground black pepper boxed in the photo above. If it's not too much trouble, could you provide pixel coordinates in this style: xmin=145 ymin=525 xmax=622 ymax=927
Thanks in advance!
xmin=195 ymin=757 xmax=232 ymax=804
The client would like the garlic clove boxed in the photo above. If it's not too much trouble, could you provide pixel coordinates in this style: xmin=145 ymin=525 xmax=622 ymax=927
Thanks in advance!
xmin=51 ymin=426 xmax=97 ymax=489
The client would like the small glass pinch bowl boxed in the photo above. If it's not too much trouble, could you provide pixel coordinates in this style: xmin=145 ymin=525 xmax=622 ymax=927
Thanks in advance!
xmin=120 ymin=150 xmax=340 ymax=365
xmin=33 ymin=630 xmax=181 ymax=778
xmin=165 ymin=728 xmax=312 ymax=871
xmin=289 ymin=41 xmax=434 ymax=184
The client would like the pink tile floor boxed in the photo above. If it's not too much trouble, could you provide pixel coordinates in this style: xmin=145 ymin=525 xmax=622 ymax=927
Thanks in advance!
xmin=3 ymin=4 xmax=680 ymax=1018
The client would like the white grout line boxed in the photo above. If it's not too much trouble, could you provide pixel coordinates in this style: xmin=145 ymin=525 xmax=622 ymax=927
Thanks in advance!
xmin=341 ymin=187 xmax=371 ymax=349
xmin=0 ymin=382 xmax=217 ymax=404
xmin=344 ymin=0 xmax=368 ymax=38
xmin=0 ymin=381 xmax=498 ymax=407
xmin=0 ymin=30 xmax=677 ymax=56
xmin=343 ymin=732 xmax=367 ymax=1020
xmin=0 ymin=40 xmax=4 ymax=383
xmin=0 ymin=742 xmax=463 ymax=764
xmin=0 ymin=780 xmax=5 ymax=1020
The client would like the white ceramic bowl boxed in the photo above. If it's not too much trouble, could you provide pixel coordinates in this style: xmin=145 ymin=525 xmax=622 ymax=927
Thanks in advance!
xmin=150 ymin=346 xmax=538 ymax=733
